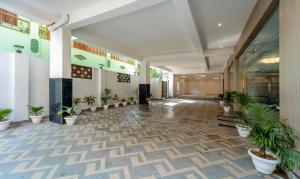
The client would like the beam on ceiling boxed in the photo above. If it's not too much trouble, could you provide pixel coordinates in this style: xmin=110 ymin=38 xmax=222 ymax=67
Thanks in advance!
xmin=67 ymin=0 xmax=168 ymax=30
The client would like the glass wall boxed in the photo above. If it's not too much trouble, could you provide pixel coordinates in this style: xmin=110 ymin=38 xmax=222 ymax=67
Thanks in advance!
xmin=239 ymin=7 xmax=279 ymax=106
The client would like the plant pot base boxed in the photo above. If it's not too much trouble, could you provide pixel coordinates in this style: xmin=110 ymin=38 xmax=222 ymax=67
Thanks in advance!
xmin=0 ymin=120 xmax=11 ymax=131
xmin=248 ymin=149 xmax=278 ymax=175
xmin=236 ymin=126 xmax=251 ymax=137
xmin=65 ymin=116 xmax=77 ymax=126
xmin=30 ymin=116 xmax=42 ymax=124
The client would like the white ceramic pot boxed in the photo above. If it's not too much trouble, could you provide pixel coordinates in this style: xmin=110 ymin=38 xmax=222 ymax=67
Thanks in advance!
xmin=223 ymin=106 xmax=231 ymax=113
xmin=122 ymin=102 xmax=127 ymax=106
xmin=148 ymin=100 xmax=152 ymax=106
xmin=220 ymin=101 xmax=224 ymax=106
xmin=30 ymin=116 xmax=42 ymax=124
xmin=75 ymin=108 xmax=81 ymax=115
xmin=248 ymin=149 xmax=278 ymax=175
xmin=130 ymin=102 xmax=134 ymax=105
xmin=65 ymin=116 xmax=77 ymax=126
xmin=236 ymin=125 xmax=251 ymax=137
xmin=135 ymin=100 xmax=139 ymax=104
xmin=0 ymin=118 xmax=11 ymax=131
xmin=90 ymin=106 xmax=97 ymax=112
xmin=114 ymin=103 xmax=119 ymax=108
xmin=103 ymin=105 xmax=109 ymax=110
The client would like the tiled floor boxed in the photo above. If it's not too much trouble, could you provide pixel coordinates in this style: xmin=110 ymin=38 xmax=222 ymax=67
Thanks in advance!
xmin=0 ymin=99 xmax=283 ymax=179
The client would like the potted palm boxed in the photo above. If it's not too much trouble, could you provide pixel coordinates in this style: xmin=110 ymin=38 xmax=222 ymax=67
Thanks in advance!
xmin=121 ymin=98 xmax=127 ymax=106
xmin=223 ymin=91 xmax=234 ymax=113
xmin=57 ymin=106 xmax=78 ymax=125
xmin=28 ymin=105 xmax=44 ymax=124
xmin=73 ymin=98 xmax=82 ymax=115
xmin=0 ymin=109 xmax=12 ymax=130
xmin=83 ymin=95 xmax=97 ymax=112
xmin=233 ymin=92 xmax=253 ymax=137
xmin=101 ymin=88 xmax=111 ymax=110
xmin=218 ymin=93 xmax=225 ymax=106
xmin=112 ymin=94 xmax=120 ymax=108
xmin=247 ymin=103 xmax=300 ymax=175
xmin=129 ymin=97 xmax=135 ymax=105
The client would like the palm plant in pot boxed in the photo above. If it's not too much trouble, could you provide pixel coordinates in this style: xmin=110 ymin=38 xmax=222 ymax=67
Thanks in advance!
xmin=73 ymin=98 xmax=82 ymax=115
xmin=83 ymin=95 xmax=97 ymax=112
xmin=28 ymin=105 xmax=44 ymax=124
xmin=121 ymin=98 xmax=127 ymax=106
xmin=129 ymin=97 xmax=135 ymax=105
xmin=0 ymin=109 xmax=12 ymax=130
xmin=101 ymin=88 xmax=111 ymax=110
xmin=57 ymin=106 xmax=78 ymax=125
xmin=223 ymin=91 xmax=234 ymax=113
xmin=218 ymin=93 xmax=225 ymax=106
xmin=233 ymin=92 xmax=253 ymax=137
xmin=247 ymin=103 xmax=300 ymax=175
xmin=112 ymin=94 xmax=120 ymax=108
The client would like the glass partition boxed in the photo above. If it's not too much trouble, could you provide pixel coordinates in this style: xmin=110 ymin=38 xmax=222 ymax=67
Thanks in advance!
xmin=239 ymin=7 xmax=279 ymax=105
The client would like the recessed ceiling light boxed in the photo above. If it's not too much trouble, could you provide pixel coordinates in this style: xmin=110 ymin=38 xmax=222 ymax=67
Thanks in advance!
xmin=213 ymin=77 xmax=219 ymax=80
xmin=215 ymin=56 xmax=219 ymax=59
xmin=217 ymin=23 xmax=222 ymax=27
xmin=198 ymin=75 xmax=206 ymax=78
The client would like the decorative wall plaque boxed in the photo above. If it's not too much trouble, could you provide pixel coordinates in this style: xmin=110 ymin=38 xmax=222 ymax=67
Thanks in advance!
xmin=117 ymin=73 xmax=130 ymax=83
xmin=71 ymin=64 xmax=92 ymax=79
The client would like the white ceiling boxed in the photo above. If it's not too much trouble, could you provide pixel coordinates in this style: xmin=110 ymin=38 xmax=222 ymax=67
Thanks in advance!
xmin=1 ymin=0 xmax=257 ymax=75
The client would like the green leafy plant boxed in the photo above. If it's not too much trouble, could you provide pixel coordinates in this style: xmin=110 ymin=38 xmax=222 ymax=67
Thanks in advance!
xmin=73 ymin=98 xmax=81 ymax=106
xmin=121 ymin=98 xmax=126 ymax=102
xmin=57 ymin=106 xmax=78 ymax=117
xmin=112 ymin=94 xmax=119 ymax=102
xmin=28 ymin=105 xmax=44 ymax=116
xmin=217 ymin=93 xmax=224 ymax=101
xmin=83 ymin=96 xmax=96 ymax=106
xmin=0 ymin=109 xmax=12 ymax=122
xmin=224 ymin=91 xmax=235 ymax=107
xmin=248 ymin=103 xmax=300 ymax=171
xmin=233 ymin=92 xmax=253 ymax=127
xmin=101 ymin=88 xmax=111 ymax=105
xmin=129 ymin=97 xmax=135 ymax=103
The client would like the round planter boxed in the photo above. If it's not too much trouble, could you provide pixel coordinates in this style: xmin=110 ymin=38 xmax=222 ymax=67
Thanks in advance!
xmin=219 ymin=101 xmax=224 ymax=106
xmin=114 ymin=103 xmax=119 ymax=108
xmin=130 ymin=102 xmax=134 ymax=105
xmin=236 ymin=125 xmax=251 ymax=137
xmin=135 ymin=100 xmax=139 ymax=104
xmin=248 ymin=149 xmax=278 ymax=175
xmin=223 ymin=106 xmax=231 ymax=113
xmin=148 ymin=100 xmax=153 ymax=106
xmin=65 ymin=116 xmax=77 ymax=126
xmin=90 ymin=106 xmax=97 ymax=112
xmin=75 ymin=108 xmax=81 ymax=115
xmin=0 ymin=118 xmax=11 ymax=131
xmin=103 ymin=105 xmax=109 ymax=110
xmin=122 ymin=102 xmax=127 ymax=106
xmin=29 ymin=116 xmax=42 ymax=124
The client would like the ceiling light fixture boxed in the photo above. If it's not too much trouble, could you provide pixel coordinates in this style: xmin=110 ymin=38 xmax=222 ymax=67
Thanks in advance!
xmin=198 ymin=75 xmax=206 ymax=78
xmin=213 ymin=77 xmax=219 ymax=80
xmin=259 ymin=57 xmax=280 ymax=64
xmin=217 ymin=23 xmax=222 ymax=27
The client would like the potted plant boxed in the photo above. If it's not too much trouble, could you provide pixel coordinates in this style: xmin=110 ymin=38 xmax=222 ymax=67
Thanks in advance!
xmin=73 ymin=97 xmax=82 ymax=115
xmin=101 ymin=88 xmax=111 ymax=110
xmin=129 ymin=97 xmax=135 ymax=105
xmin=233 ymin=92 xmax=253 ymax=137
xmin=217 ymin=93 xmax=224 ymax=106
xmin=112 ymin=94 xmax=120 ymax=108
xmin=223 ymin=91 xmax=234 ymax=113
xmin=83 ymin=95 xmax=97 ymax=112
xmin=57 ymin=106 xmax=78 ymax=126
xmin=247 ymin=103 xmax=300 ymax=175
xmin=28 ymin=105 xmax=44 ymax=124
xmin=147 ymin=93 xmax=154 ymax=106
xmin=121 ymin=98 xmax=127 ymax=106
xmin=0 ymin=109 xmax=12 ymax=130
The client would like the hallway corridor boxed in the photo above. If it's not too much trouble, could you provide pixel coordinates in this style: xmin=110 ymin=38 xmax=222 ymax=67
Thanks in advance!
xmin=0 ymin=100 xmax=282 ymax=179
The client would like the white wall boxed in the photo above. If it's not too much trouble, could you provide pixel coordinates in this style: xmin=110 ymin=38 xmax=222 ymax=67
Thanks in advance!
xmin=150 ymin=78 xmax=162 ymax=99
xmin=29 ymin=58 xmax=49 ymax=115
xmin=73 ymin=69 xmax=101 ymax=109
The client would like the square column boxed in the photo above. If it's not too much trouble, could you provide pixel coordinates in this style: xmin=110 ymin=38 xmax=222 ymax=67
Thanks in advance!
xmin=49 ymin=27 xmax=72 ymax=124
xmin=233 ymin=59 xmax=240 ymax=91
xmin=139 ymin=60 xmax=150 ymax=104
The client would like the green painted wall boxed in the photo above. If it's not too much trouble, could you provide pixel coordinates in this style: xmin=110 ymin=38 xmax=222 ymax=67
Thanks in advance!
xmin=0 ymin=24 xmax=136 ymax=75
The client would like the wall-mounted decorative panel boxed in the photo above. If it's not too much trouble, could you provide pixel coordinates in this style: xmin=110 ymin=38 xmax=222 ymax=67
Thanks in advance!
xmin=71 ymin=64 xmax=92 ymax=79
xmin=117 ymin=73 xmax=130 ymax=83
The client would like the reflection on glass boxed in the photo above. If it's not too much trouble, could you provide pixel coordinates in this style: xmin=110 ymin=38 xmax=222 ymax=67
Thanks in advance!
xmin=239 ymin=7 xmax=279 ymax=106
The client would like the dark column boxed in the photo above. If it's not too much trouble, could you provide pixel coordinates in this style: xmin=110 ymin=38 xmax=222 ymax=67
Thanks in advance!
xmin=49 ymin=78 xmax=72 ymax=124
xmin=139 ymin=84 xmax=150 ymax=104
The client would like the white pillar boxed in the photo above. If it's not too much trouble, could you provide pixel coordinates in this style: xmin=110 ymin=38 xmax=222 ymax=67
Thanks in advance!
xmin=50 ymin=27 xmax=71 ymax=78
xmin=139 ymin=60 xmax=150 ymax=84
